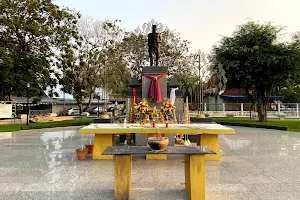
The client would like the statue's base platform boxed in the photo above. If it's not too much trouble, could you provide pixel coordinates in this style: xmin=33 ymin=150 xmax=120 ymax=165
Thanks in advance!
xmin=142 ymin=66 xmax=167 ymax=74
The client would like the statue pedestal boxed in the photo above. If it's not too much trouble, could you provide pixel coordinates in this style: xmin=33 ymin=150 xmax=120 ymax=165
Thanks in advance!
xmin=141 ymin=66 xmax=167 ymax=108
xmin=135 ymin=67 xmax=175 ymax=150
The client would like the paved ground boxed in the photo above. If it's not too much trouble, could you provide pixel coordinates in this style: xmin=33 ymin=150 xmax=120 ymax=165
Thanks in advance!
xmin=0 ymin=126 xmax=300 ymax=199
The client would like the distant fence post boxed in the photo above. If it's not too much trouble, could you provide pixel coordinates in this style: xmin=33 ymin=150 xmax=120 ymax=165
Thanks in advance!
xmin=222 ymin=103 xmax=225 ymax=112
xmin=297 ymin=104 xmax=299 ymax=117
xmin=241 ymin=103 xmax=243 ymax=116
xmin=204 ymin=103 xmax=207 ymax=112
xmin=278 ymin=103 xmax=281 ymax=114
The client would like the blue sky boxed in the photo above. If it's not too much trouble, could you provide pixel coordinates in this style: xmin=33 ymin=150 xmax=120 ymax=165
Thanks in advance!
xmin=54 ymin=0 xmax=300 ymax=53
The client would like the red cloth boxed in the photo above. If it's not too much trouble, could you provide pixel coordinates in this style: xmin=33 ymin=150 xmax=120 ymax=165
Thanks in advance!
xmin=142 ymin=73 xmax=166 ymax=103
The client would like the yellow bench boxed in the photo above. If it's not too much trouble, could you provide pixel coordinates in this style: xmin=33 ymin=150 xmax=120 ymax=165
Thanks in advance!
xmin=102 ymin=146 xmax=216 ymax=200
xmin=79 ymin=123 xmax=235 ymax=161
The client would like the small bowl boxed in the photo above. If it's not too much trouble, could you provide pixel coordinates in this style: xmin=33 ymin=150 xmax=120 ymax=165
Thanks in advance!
xmin=148 ymin=137 xmax=169 ymax=152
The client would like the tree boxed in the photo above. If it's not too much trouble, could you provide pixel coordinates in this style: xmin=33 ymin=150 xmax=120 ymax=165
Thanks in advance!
xmin=101 ymin=48 xmax=131 ymax=95
xmin=56 ymin=16 xmax=128 ymax=113
xmin=273 ymin=31 xmax=300 ymax=103
xmin=273 ymin=86 xmax=300 ymax=103
xmin=212 ymin=21 xmax=300 ymax=122
xmin=0 ymin=0 xmax=80 ymax=101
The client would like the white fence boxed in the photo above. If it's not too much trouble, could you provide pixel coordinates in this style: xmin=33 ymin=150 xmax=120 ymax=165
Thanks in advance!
xmin=190 ymin=103 xmax=300 ymax=117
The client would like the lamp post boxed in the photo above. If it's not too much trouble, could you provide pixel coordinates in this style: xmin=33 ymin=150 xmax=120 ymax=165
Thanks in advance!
xmin=96 ymin=93 xmax=100 ymax=118
xmin=189 ymin=51 xmax=227 ymax=117
xmin=188 ymin=50 xmax=210 ymax=118
xmin=198 ymin=53 xmax=202 ymax=115
xmin=26 ymin=83 xmax=30 ymax=125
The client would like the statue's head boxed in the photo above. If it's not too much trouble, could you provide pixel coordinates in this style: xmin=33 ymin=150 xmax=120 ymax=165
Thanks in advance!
xmin=152 ymin=25 xmax=157 ymax=33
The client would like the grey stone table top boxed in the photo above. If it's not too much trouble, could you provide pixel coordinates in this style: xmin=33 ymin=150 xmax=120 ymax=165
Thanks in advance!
xmin=102 ymin=146 xmax=216 ymax=155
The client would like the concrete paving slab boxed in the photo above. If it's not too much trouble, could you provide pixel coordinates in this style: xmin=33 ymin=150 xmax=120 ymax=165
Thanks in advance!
xmin=0 ymin=126 xmax=299 ymax=199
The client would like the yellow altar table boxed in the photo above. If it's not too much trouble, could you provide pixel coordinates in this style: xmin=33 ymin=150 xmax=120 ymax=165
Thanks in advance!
xmin=79 ymin=123 xmax=235 ymax=160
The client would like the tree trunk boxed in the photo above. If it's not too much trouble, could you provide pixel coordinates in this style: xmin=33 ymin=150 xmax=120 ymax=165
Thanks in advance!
xmin=250 ymin=102 xmax=253 ymax=119
xmin=78 ymin=103 xmax=83 ymax=115
xmin=9 ymin=94 xmax=13 ymax=101
xmin=83 ymin=92 xmax=94 ymax=112
xmin=257 ymin=94 xmax=268 ymax=122
xmin=75 ymin=96 xmax=83 ymax=115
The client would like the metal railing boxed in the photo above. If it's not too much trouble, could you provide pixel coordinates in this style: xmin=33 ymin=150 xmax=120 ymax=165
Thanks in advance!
xmin=30 ymin=109 xmax=52 ymax=116
xmin=189 ymin=103 xmax=300 ymax=117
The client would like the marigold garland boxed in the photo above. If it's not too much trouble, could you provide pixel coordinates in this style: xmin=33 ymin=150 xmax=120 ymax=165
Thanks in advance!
xmin=161 ymin=98 xmax=176 ymax=116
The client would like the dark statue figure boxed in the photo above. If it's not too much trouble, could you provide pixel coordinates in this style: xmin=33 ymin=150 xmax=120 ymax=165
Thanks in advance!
xmin=148 ymin=25 xmax=161 ymax=66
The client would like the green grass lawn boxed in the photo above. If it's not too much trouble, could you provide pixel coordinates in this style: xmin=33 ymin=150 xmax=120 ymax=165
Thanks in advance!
xmin=213 ymin=118 xmax=300 ymax=132
xmin=0 ymin=118 xmax=93 ymax=132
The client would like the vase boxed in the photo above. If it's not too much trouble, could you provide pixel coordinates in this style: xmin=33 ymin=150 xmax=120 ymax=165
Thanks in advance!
xmin=85 ymin=144 xmax=94 ymax=154
xmin=76 ymin=149 xmax=89 ymax=160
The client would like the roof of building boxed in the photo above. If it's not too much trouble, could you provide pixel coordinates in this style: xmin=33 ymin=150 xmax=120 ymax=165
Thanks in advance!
xmin=220 ymin=95 xmax=282 ymax=100
xmin=12 ymin=96 xmax=54 ymax=105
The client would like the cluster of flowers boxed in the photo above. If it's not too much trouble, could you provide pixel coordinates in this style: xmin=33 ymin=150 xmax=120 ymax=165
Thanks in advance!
xmin=161 ymin=98 xmax=175 ymax=115
xmin=134 ymin=98 xmax=175 ymax=118
xmin=134 ymin=98 xmax=149 ymax=114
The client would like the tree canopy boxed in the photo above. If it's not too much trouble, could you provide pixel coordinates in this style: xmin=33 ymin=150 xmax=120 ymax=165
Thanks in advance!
xmin=56 ymin=16 xmax=130 ymax=113
xmin=212 ymin=21 xmax=300 ymax=122
xmin=0 ymin=0 xmax=80 ymax=101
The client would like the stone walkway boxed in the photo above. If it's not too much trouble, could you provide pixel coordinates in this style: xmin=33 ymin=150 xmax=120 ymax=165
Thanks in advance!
xmin=0 ymin=126 xmax=300 ymax=199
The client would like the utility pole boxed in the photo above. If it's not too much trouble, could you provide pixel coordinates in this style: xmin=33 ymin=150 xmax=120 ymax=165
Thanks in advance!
xmin=26 ymin=83 xmax=30 ymax=125
xmin=97 ymin=95 xmax=100 ymax=118
xmin=63 ymin=91 xmax=65 ymax=116
xmin=198 ymin=53 xmax=202 ymax=115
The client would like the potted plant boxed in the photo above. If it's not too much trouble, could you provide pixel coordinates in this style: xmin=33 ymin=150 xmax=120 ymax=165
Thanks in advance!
xmin=76 ymin=144 xmax=89 ymax=160
xmin=85 ymin=136 xmax=94 ymax=154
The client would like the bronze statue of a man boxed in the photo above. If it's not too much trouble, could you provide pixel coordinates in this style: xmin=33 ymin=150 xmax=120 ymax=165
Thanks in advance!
xmin=148 ymin=25 xmax=161 ymax=66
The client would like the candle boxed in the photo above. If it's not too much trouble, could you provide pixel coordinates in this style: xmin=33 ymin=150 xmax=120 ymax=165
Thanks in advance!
xmin=89 ymin=138 xmax=92 ymax=145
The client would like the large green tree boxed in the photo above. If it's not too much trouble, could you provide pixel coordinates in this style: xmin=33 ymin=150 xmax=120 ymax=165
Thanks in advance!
xmin=0 ymin=0 xmax=80 ymax=101
xmin=273 ymin=85 xmax=300 ymax=103
xmin=212 ymin=21 xmax=300 ymax=122
xmin=56 ymin=17 xmax=129 ymax=113
xmin=273 ymin=31 xmax=300 ymax=103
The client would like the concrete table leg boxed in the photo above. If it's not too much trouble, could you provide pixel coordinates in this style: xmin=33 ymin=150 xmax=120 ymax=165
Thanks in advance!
xmin=189 ymin=154 xmax=206 ymax=200
xmin=198 ymin=134 xmax=220 ymax=160
xmin=115 ymin=155 xmax=132 ymax=200
xmin=93 ymin=134 xmax=115 ymax=160
xmin=184 ymin=154 xmax=191 ymax=199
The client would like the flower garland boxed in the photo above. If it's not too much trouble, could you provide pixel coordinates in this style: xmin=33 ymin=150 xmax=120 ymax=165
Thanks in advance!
xmin=161 ymin=98 xmax=176 ymax=116
xmin=134 ymin=98 xmax=149 ymax=114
